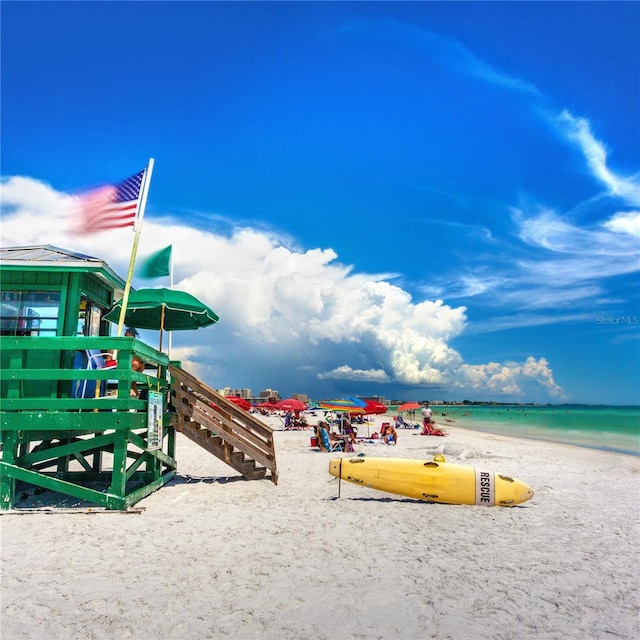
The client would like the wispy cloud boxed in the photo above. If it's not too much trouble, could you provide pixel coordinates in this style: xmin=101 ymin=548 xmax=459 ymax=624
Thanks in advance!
xmin=465 ymin=311 xmax=596 ymax=336
xmin=554 ymin=111 xmax=640 ymax=206
xmin=373 ymin=24 xmax=640 ymax=327
xmin=373 ymin=21 xmax=542 ymax=96
xmin=440 ymin=206 xmax=639 ymax=316
xmin=347 ymin=19 xmax=638 ymax=334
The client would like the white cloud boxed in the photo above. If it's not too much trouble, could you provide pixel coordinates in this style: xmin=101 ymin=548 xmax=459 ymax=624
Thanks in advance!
xmin=435 ymin=204 xmax=639 ymax=316
xmin=457 ymin=357 xmax=565 ymax=399
xmin=379 ymin=21 xmax=541 ymax=96
xmin=517 ymin=208 xmax=640 ymax=257
xmin=0 ymin=175 xmax=565 ymax=401
xmin=556 ymin=110 xmax=640 ymax=206
xmin=603 ymin=211 xmax=640 ymax=238
xmin=465 ymin=311 xmax=595 ymax=336
xmin=318 ymin=365 xmax=390 ymax=383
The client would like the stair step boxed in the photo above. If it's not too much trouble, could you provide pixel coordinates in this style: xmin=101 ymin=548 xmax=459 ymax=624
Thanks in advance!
xmin=231 ymin=451 xmax=245 ymax=465
xmin=243 ymin=466 xmax=267 ymax=480
xmin=239 ymin=459 xmax=257 ymax=473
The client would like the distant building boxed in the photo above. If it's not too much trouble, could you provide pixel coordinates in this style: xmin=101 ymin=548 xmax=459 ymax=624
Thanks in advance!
xmin=217 ymin=387 xmax=252 ymax=399
xmin=363 ymin=395 xmax=386 ymax=405
xmin=259 ymin=389 xmax=280 ymax=403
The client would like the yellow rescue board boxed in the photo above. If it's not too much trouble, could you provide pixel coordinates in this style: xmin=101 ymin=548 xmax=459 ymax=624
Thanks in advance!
xmin=328 ymin=454 xmax=534 ymax=506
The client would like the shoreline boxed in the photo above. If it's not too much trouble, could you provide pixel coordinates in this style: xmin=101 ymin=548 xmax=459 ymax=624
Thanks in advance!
xmin=1 ymin=414 xmax=639 ymax=639
xmin=433 ymin=419 xmax=640 ymax=458
xmin=375 ymin=407 xmax=640 ymax=457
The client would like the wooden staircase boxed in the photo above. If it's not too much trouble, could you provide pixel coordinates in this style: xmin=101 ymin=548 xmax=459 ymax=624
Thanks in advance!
xmin=169 ymin=365 xmax=278 ymax=484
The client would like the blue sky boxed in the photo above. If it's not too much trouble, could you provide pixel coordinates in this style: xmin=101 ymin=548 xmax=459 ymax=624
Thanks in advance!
xmin=2 ymin=1 xmax=639 ymax=404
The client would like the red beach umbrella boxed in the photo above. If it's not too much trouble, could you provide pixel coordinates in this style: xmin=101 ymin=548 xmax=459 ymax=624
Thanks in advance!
xmin=275 ymin=398 xmax=307 ymax=412
xmin=364 ymin=400 xmax=388 ymax=415
xmin=227 ymin=396 xmax=251 ymax=411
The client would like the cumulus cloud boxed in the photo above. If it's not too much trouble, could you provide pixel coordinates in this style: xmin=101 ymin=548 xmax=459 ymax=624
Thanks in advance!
xmin=457 ymin=357 xmax=564 ymax=399
xmin=0 ymin=175 xmax=565 ymax=400
xmin=318 ymin=365 xmax=390 ymax=383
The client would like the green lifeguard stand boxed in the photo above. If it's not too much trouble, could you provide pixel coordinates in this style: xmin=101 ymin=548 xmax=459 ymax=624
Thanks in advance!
xmin=1 ymin=245 xmax=279 ymax=511
xmin=0 ymin=245 xmax=176 ymax=509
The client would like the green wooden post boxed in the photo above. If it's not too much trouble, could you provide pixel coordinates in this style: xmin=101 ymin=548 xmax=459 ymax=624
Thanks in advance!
xmin=109 ymin=429 xmax=129 ymax=503
xmin=0 ymin=429 xmax=18 ymax=509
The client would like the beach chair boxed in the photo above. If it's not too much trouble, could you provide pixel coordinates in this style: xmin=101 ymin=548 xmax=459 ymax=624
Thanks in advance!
xmin=318 ymin=426 xmax=344 ymax=453
xmin=72 ymin=349 xmax=116 ymax=399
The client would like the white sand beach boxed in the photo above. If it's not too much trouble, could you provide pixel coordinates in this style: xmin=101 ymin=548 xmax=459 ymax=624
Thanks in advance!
xmin=1 ymin=414 xmax=639 ymax=640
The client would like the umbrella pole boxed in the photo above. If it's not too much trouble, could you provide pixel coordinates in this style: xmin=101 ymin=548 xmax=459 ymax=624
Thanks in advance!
xmin=159 ymin=304 xmax=165 ymax=352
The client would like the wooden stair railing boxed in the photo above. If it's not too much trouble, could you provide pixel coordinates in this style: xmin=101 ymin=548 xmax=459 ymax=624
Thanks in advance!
xmin=168 ymin=365 xmax=278 ymax=485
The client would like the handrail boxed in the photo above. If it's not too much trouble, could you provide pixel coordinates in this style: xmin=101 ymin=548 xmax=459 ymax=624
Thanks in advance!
xmin=169 ymin=364 xmax=278 ymax=484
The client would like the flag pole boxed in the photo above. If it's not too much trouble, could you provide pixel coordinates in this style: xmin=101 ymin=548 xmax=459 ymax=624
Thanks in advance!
xmin=168 ymin=247 xmax=174 ymax=358
xmin=116 ymin=157 xmax=155 ymax=338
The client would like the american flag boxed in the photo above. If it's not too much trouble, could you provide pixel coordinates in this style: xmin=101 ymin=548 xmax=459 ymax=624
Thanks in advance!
xmin=76 ymin=169 xmax=145 ymax=234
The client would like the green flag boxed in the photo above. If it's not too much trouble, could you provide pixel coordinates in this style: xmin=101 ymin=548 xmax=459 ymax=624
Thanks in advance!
xmin=138 ymin=245 xmax=172 ymax=278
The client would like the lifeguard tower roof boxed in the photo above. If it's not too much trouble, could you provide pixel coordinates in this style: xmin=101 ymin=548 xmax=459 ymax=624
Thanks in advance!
xmin=0 ymin=244 xmax=127 ymax=293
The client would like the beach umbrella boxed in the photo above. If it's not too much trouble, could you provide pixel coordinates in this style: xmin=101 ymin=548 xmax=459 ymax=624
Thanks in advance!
xmin=257 ymin=401 xmax=277 ymax=409
xmin=364 ymin=400 xmax=388 ymax=415
xmin=226 ymin=396 xmax=251 ymax=411
xmin=275 ymin=398 xmax=307 ymax=412
xmin=318 ymin=397 xmax=367 ymax=413
xmin=318 ymin=397 xmax=367 ymax=435
xmin=104 ymin=287 xmax=219 ymax=352
xmin=398 ymin=402 xmax=421 ymax=412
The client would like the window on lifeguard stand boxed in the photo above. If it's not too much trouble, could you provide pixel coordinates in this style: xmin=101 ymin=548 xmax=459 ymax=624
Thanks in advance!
xmin=0 ymin=291 xmax=61 ymax=336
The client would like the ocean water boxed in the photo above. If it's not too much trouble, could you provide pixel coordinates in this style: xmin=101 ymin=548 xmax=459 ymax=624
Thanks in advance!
xmin=387 ymin=405 xmax=640 ymax=456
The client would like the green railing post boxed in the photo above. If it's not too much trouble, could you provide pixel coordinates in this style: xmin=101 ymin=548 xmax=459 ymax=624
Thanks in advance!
xmin=109 ymin=429 xmax=129 ymax=504
xmin=0 ymin=429 xmax=18 ymax=510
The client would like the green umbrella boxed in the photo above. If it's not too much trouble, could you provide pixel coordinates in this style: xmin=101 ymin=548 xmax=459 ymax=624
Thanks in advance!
xmin=104 ymin=288 xmax=219 ymax=351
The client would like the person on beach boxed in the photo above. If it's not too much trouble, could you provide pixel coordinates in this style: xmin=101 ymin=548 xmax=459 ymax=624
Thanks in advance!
xmin=380 ymin=423 xmax=397 ymax=445
xmin=341 ymin=416 xmax=357 ymax=452
xmin=316 ymin=421 xmax=345 ymax=452
xmin=419 ymin=403 xmax=448 ymax=436
xmin=422 ymin=402 xmax=433 ymax=427
xmin=420 ymin=422 xmax=447 ymax=436
xmin=125 ymin=327 xmax=145 ymax=397
xmin=107 ymin=327 xmax=144 ymax=397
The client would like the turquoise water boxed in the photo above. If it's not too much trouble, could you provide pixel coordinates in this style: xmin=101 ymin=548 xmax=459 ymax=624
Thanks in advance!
xmin=387 ymin=405 xmax=640 ymax=456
